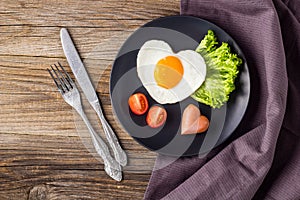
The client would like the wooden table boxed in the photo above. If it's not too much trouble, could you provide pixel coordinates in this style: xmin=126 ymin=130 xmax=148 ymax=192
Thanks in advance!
xmin=0 ymin=1 xmax=179 ymax=199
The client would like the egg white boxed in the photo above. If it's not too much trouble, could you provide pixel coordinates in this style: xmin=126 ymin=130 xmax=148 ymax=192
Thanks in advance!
xmin=137 ymin=40 xmax=206 ymax=104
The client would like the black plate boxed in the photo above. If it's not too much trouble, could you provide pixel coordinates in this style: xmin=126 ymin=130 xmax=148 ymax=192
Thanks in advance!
xmin=110 ymin=16 xmax=250 ymax=157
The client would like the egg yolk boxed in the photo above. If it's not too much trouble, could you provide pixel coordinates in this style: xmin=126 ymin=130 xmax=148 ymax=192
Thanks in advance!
xmin=154 ymin=56 xmax=184 ymax=89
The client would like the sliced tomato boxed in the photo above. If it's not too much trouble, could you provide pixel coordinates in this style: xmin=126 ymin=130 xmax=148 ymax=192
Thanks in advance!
xmin=128 ymin=93 xmax=149 ymax=115
xmin=146 ymin=105 xmax=167 ymax=128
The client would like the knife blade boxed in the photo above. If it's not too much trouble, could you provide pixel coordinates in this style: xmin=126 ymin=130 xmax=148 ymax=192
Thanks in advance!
xmin=60 ymin=28 xmax=98 ymax=104
xmin=60 ymin=28 xmax=127 ymax=167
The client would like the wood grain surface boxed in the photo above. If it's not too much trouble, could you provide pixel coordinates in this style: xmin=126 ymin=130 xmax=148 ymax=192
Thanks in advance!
xmin=0 ymin=0 xmax=180 ymax=199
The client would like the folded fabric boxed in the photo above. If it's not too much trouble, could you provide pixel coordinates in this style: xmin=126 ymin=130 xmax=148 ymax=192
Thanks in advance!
xmin=144 ymin=0 xmax=300 ymax=199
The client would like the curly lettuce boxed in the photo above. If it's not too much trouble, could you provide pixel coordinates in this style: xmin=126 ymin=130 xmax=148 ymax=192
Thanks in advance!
xmin=191 ymin=30 xmax=242 ymax=108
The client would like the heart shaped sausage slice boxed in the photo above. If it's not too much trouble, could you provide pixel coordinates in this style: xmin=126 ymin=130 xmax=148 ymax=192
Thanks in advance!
xmin=181 ymin=104 xmax=209 ymax=135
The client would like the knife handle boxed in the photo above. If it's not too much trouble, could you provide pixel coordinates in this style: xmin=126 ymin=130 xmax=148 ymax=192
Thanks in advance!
xmin=92 ymin=101 xmax=128 ymax=167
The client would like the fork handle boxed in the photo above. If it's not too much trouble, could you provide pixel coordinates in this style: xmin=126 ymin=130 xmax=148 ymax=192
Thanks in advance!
xmin=75 ymin=106 xmax=122 ymax=181
xmin=92 ymin=101 xmax=127 ymax=167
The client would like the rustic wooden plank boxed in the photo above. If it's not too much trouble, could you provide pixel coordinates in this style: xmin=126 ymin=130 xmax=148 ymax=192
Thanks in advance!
xmin=0 ymin=26 xmax=136 ymax=58
xmin=0 ymin=0 xmax=179 ymax=26
xmin=0 ymin=56 xmax=120 ymax=94
xmin=0 ymin=172 xmax=151 ymax=200
xmin=0 ymin=133 xmax=156 ymax=171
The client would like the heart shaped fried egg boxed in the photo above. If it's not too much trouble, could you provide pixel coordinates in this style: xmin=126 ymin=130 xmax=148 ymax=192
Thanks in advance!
xmin=137 ymin=40 xmax=206 ymax=104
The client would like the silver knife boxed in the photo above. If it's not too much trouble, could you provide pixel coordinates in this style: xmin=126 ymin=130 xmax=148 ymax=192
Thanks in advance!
xmin=60 ymin=28 xmax=127 ymax=167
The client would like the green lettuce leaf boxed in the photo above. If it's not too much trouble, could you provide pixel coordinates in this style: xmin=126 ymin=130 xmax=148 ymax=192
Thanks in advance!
xmin=191 ymin=30 xmax=242 ymax=108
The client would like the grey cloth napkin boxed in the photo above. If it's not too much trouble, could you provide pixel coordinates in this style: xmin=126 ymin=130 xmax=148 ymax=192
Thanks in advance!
xmin=144 ymin=0 xmax=300 ymax=199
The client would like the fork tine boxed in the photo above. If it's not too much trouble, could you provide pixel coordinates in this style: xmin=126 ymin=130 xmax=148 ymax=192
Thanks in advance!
xmin=47 ymin=68 xmax=63 ymax=92
xmin=53 ymin=63 xmax=72 ymax=91
xmin=50 ymin=65 xmax=68 ymax=93
xmin=58 ymin=62 xmax=74 ymax=86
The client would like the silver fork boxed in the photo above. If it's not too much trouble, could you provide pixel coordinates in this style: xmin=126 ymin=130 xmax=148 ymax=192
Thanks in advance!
xmin=48 ymin=63 xmax=122 ymax=181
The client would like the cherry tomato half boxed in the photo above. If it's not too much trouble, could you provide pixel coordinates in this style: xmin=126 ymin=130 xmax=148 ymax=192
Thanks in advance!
xmin=128 ymin=93 xmax=149 ymax=115
xmin=146 ymin=105 xmax=167 ymax=128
